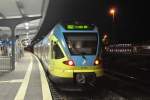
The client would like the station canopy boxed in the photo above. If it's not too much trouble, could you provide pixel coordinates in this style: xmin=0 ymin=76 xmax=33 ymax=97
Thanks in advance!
xmin=0 ymin=0 xmax=47 ymax=44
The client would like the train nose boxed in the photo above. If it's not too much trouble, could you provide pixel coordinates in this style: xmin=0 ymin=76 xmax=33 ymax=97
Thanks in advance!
xmin=76 ymin=73 xmax=86 ymax=84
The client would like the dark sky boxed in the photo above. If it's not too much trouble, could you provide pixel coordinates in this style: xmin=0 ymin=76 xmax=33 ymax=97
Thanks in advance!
xmin=35 ymin=0 xmax=150 ymax=44
xmin=103 ymin=1 xmax=150 ymax=43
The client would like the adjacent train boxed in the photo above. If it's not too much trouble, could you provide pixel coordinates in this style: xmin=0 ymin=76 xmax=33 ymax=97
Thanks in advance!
xmin=34 ymin=22 xmax=104 ymax=89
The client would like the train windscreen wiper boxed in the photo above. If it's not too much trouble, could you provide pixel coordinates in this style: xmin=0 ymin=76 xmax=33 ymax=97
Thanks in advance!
xmin=81 ymin=52 xmax=86 ymax=60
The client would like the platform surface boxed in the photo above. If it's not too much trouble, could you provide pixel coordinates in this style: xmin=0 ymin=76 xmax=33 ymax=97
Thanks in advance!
xmin=0 ymin=52 xmax=52 ymax=100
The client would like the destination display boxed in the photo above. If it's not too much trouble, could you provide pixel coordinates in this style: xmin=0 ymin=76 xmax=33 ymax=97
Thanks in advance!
xmin=64 ymin=24 xmax=94 ymax=30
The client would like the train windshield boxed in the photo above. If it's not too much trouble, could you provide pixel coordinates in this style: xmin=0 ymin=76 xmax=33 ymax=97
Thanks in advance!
xmin=64 ymin=33 xmax=98 ymax=55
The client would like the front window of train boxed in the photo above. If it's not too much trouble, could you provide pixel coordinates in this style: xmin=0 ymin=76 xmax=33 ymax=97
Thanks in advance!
xmin=64 ymin=33 xmax=98 ymax=55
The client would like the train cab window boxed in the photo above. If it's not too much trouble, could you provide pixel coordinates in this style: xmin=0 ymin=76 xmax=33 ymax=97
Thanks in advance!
xmin=53 ymin=43 xmax=64 ymax=59
xmin=64 ymin=33 xmax=98 ymax=55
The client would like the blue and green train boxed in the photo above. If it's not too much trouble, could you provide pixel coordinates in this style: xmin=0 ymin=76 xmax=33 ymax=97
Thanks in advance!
xmin=34 ymin=22 xmax=104 ymax=89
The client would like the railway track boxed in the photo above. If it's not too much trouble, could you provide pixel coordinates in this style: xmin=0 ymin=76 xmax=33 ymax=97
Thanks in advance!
xmin=44 ymin=69 xmax=150 ymax=100
xmin=47 ymin=79 xmax=126 ymax=100
xmin=48 ymin=76 xmax=150 ymax=100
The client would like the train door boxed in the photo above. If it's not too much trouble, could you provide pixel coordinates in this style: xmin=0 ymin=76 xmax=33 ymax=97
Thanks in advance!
xmin=50 ymin=40 xmax=64 ymax=72
xmin=52 ymin=41 xmax=64 ymax=68
xmin=51 ymin=41 xmax=66 ymax=76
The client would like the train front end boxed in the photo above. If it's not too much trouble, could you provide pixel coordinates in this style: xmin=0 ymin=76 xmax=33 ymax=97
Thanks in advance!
xmin=51 ymin=23 xmax=103 ymax=88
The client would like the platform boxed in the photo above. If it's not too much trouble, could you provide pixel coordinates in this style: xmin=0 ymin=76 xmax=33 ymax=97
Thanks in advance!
xmin=0 ymin=52 xmax=52 ymax=100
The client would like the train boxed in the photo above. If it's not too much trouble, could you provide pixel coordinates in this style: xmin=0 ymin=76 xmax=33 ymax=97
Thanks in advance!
xmin=34 ymin=22 xmax=104 ymax=89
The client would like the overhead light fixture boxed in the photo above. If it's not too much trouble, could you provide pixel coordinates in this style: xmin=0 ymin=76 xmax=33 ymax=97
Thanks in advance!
xmin=25 ymin=22 xmax=29 ymax=30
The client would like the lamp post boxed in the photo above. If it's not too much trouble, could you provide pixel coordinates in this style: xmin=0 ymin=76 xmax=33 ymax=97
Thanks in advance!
xmin=109 ymin=7 xmax=116 ymax=42
xmin=109 ymin=8 xmax=116 ymax=23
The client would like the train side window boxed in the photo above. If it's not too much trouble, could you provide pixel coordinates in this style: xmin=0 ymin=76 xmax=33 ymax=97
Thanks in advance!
xmin=53 ymin=43 xmax=64 ymax=59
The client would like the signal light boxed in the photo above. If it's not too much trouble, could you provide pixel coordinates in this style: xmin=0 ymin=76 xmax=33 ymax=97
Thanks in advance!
xmin=63 ymin=60 xmax=75 ymax=66
xmin=102 ymin=32 xmax=110 ymax=46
